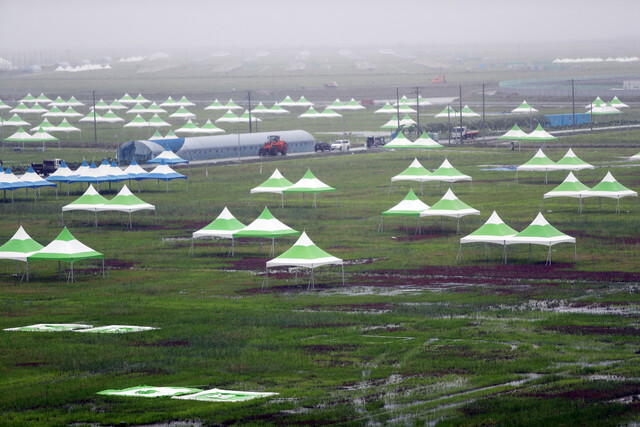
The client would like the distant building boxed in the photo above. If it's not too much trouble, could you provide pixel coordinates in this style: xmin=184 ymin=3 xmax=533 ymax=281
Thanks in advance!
xmin=117 ymin=130 xmax=315 ymax=164
xmin=623 ymin=80 xmax=640 ymax=90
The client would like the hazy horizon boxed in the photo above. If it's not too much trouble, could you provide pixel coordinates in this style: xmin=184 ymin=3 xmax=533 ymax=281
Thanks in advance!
xmin=1 ymin=0 xmax=639 ymax=52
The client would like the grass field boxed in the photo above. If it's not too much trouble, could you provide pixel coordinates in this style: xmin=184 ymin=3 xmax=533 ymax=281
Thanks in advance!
xmin=1 ymin=134 xmax=640 ymax=425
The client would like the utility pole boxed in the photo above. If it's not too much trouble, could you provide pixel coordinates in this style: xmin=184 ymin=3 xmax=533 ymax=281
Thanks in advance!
xmin=396 ymin=88 xmax=400 ymax=132
xmin=571 ymin=79 xmax=576 ymax=134
xmin=482 ymin=83 xmax=485 ymax=141
xmin=92 ymin=91 xmax=97 ymax=144
xmin=459 ymin=85 xmax=463 ymax=133
xmin=248 ymin=90 xmax=252 ymax=133
xmin=415 ymin=86 xmax=420 ymax=132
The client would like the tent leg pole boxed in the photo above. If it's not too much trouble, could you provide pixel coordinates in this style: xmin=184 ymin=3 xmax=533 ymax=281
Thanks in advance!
xmin=232 ymin=238 xmax=235 ymax=257
xmin=58 ymin=261 xmax=61 ymax=278
xmin=441 ymin=216 xmax=443 ymax=231
xmin=456 ymin=242 xmax=461 ymax=264
xmin=271 ymin=238 xmax=275 ymax=257
xmin=102 ymin=258 xmax=105 ymax=279
xmin=378 ymin=217 xmax=383 ymax=232
xmin=342 ymin=264 xmax=345 ymax=285
xmin=529 ymin=244 xmax=532 ymax=262
xmin=190 ymin=238 xmax=194 ymax=255
xmin=259 ymin=239 xmax=261 ymax=254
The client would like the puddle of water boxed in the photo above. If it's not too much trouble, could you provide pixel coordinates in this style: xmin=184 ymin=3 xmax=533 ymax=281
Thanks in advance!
xmin=320 ymin=286 xmax=426 ymax=297
xmin=495 ymin=299 xmax=640 ymax=316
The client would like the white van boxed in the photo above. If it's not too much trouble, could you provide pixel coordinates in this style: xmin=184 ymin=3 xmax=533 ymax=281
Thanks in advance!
xmin=331 ymin=140 xmax=350 ymax=151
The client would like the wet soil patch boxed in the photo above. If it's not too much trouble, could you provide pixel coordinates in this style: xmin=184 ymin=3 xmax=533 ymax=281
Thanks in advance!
xmin=132 ymin=339 xmax=191 ymax=347
xmin=542 ymin=325 xmax=640 ymax=336
xmin=519 ymin=382 xmax=640 ymax=401
xmin=306 ymin=302 xmax=394 ymax=312
xmin=15 ymin=361 xmax=48 ymax=367
xmin=301 ymin=344 xmax=361 ymax=354
xmin=104 ymin=259 xmax=141 ymax=269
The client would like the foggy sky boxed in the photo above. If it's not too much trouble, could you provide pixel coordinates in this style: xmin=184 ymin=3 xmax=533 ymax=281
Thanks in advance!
xmin=1 ymin=0 xmax=639 ymax=52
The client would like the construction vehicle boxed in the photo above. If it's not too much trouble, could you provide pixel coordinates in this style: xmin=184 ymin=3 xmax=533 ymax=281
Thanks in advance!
xmin=31 ymin=158 xmax=61 ymax=176
xmin=432 ymin=74 xmax=446 ymax=84
xmin=258 ymin=135 xmax=288 ymax=156
xmin=451 ymin=126 xmax=479 ymax=141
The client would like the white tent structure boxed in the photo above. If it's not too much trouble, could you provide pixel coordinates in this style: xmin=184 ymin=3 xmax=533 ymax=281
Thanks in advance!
xmin=543 ymin=172 xmax=591 ymax=212
xmin=379 ymin=188 xmax=430 ymax=233
xmin=425 ymin=159 xmax=472 ymax=192
xmin=96 ymin=185 xmax=156 ymax=228
xmin=250 ymin=168 xmax=293 ymax=208
xmin=0 ymin=226 xmax=44 ymax=277
xmin=62 ymin=184 xmax=108 ymax=226
xmin=282 ymin=169 xmax=336 ymax=208
xmin=191 ymin=207 xmax=246 ymax=256
xmin=554 ymin=149 xmax=594 ymax=172
xmin=458 ymin=211 xmax=518 ymax=263
xmin=516 ymin=149 xmax=557 ymax=184
xmin=390 ymin=158 xmax=432 ymax=194
xmin=581 ymin=172 xmax=638 ymax=213
xmin=505 ymin=213 xmax=576 ymax=265
xmin=233 ymin=207 xmax=300 ymax=256
xmin=511 ymin=101 xmax=538 ymax=114
xmin=419 ymin=189 xmax=480 ymax=233
xmin=265 ymin=231 xmax=344 ymax=289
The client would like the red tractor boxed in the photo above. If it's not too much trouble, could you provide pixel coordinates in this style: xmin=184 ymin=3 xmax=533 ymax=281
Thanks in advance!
xmin=258 ymin=135 xmax=288 ymax=156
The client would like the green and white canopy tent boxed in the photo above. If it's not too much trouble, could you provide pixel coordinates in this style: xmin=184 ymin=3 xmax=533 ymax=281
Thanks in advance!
xmin=265 ymin=231 xmax=344 ymax=289
xmin=175 ymin=119 xmax=200 ymax=134
xmin=554 ymin=148 xmax=594 ymax=172
xmin=298 ymin=107 xmax=322 ymax=118
xmin=126 ymin=103 xmax=148 ymax=115
xmin=204 ymin=99 xmax=225 ymax=110
xmin=460 ymin=105 xmax=479 ymax=118
xmin=250 ymin=168 xmax=293 ymax=207
xmin=516 ymin=149 xmax=557 ymax=184
xmin=160 ymin=96 xmax=179 ymax=108
xmin=43 ymin=106 xmax=66 ymax=118
xmin=199 ymin=119 xmax=224 ymax=134
xmin=394 ymin=95 xmax=411 ymax=106
xmin=412 ymin=132 xmax=443 ymax=159
xmin=434 ymin=105 xmax=457 ymax=118
xmin=320 ymin=108 xmax=342 ymax=118
xmin=66 ymin=96 xmax=84 ymax=107
xmin=48 ymin=96 xmax=67 ymax=107
xmin=61 ymin=107 xmax=82 ymax=118
xmin=344 ymin=98 xmax=365 ymax=110
xmin=147 ymin=102 xmax=166 ymax=114
xmin=399 ymin=114 xmax=416 ymax=126
xmin=381 ymin=131 xmax=413 ymax=150
xmin=3 ymin=114 xmax=29 ymax=127
xmin=133 ymin=93 xmax=150 ymax=104
xmin=101 ymin=110 xmax=125 ymax=123
xmin=31 ymin=118 xmax=56 ymax=132
xmin=250 ymin=102 xmax=270 ymax=114
xmin=295 ymin=96 xmax=313 ymax=107
xmin=96 ymin=185 xmax=156 ymax=228
xmin=31 ymin=127 xmax=59 ymax=150
xmin=62 ymin=184 xmax=109 ymax=226
xmin=169 ymin=106 xmax=196 ymax=119
xmin=524 ymin=124 xmax=557 ymax=142
xmin=0 ymin=226 xmax=44 ymax=274
xmin=4 ymin=323 xmax=92 ymax=332
xmin=119 ymin=93 xmax=136 ymax=104
xmin=630 ymin=152 xmax=640 ymax=161
xmin=29 ymin=103 xmax=48 ymax=114
xmin=511 ymin=101 xmax=538 ymax=114
xmin=327 ymin=98 xmax=346 ymax=110
xmin=191 ymin=207 xmax=246 ymax=255
xmin=20 ymin=93 xmax=36 ymax=103
xmin=498 ymin=124 xmax=528 ymax=141
xmin=224 ymin=99 xmax=242 ymax=110
xmin=283 ymin=169 xmax=336 ymax=208
xmin=374 ymin=102 xmax=395 ymax=114
xmin=542 ymin=172 xmax=591 ymax=212
xmin=79 ymin=111 xmax=102 ymax=123
xmin=176 ymin=96 xmax=195 ymax=107
xmin=215 ymin=109 xmax=240 ymax=123
xmin=425 ymin=159 xmax=472 ymax=192
xmin=5 ymin=127 xmax=36 ymax=149
xmin=233 ymin=207 xmax=300 ymax=256
xmin=277 ymin=95 xmax=296 ymax=107
xmin=269 ymin=104 xmax=289 ymax=114
xmin=419 ymin=188 xmax=480 ymax=233
xmin=585 ymin=96 xmax=605 ymax=109
xmin=10 ymin=102 xmax=32 ymax=114
xmin=109 ymin=99 xmax=127 ymax=110
xmin=610 ymin=96 xmax=628 ymax=109
xmin=379 ymin=188 xmax=430 ymax=233
xmin=380 ymin=115 xmax=400 ymax=130
xmin=124 ymin=114 xmax=148 ymax=128
xmin=390 ymin=158 xmax=432 ymax=194
xmin=93 ymin=99 xmax=110 ymax=110
xmin=458 ymin=211 xmax=518 ymax=263
xmin=28 ymin=227 xmax=104 ymax=282
xmin=505 ymin=213 xmax=576 ymax=265
xmin=581 ymin=171 xmax=638 ymax=213
xmin=238 ymin=109 xmax=262 ymax=123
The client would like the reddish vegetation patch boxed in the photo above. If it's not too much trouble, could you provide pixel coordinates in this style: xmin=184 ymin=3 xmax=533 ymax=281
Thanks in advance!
xmin=104 ymin=259 xmax=140 ymax=269
xmin=226 ymin=257 xmax=270 ymax=271
xmin=566 ymin=229 xmax=640 ymax=245
xmin=15 ymin=361 xmax=48 ymax=367
xmin=520 ymin=382 xmax=640 ymax=401
xmin=394 ymin=232 xmax=450 ymax=241
xmin=301 ymin=344 xmax=360 ymax=353
xmin=133 ymin=339 xmax=190 ymax=347
xmin=542 ymin=325 xmax=639 ymax=336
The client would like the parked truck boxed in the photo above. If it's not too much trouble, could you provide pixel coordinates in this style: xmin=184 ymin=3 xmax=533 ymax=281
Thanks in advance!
xmin=31 ymin=158 xmax=61 ymax=176
xmin=451 ymin=126 xmax=479 ymax=141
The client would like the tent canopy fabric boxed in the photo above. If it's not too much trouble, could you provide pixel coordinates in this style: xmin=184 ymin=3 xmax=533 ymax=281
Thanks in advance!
xmin=583 ymin=172 xmax=637 ymax=199
xmin=525 ymin=124 xmax=557 ymax=141
xmin=460 ymin=211 xmax=517 ymax=244
xmin=544 ymin=172 xmax=590 ymax=199
xmin=420 ymin=189 xmax=480 ymax=218
xmin=382 ymin=131 xmax=413 ymax=149
xmin=250 ymin=169 xmax=293 ymax=194
xmin=512 ymin=101 xmax=538 ymax=114
xmin=426 ymin=159 xmax=471 ymax=183
xmin=391 ymin=158 xmax=432 ymax=182
xmin=147 ymin=148 xmax=189 ymax=165
xmin=554 ymin=148 xmax=594 ymax=171
xmin=283 ymin=170 xmax=335 ymax=193
xmin=29 ymin=227 xmax=103 ymax=261
xmin=97 ymin=185 xmax=155 ymax=213
xmin=193 ymin=207 xmax=245 ymax=239
xmin=234 ymin=207 xmax=299 ymax=239
xmin=498 ymin=124 xmax=528 ymax=141
xmin=382 ymin=189 xmax=429 ymax=217
xmin=517 ymin=149 xmax=557 ymax=172
xmin=63 ymin=185 xmax=109 ymax=212
xmin=506 ymin=213 xmax=575 ymax=246
xmin=266 ymin=231 xmax=342 ymax=268
xmin=0 ymin=226 xmax=44 ymax=262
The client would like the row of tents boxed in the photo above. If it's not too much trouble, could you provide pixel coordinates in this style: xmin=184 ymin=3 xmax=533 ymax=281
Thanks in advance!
xmin=190 ymin=206 xmax=343 ymax=288
xmin=0 ymin=226 xmax=103 ymax=282
xmin=250 ymin=169 xmax=335 ymax=208
xmin=0 ymin=160 xmax=185 ymax=200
